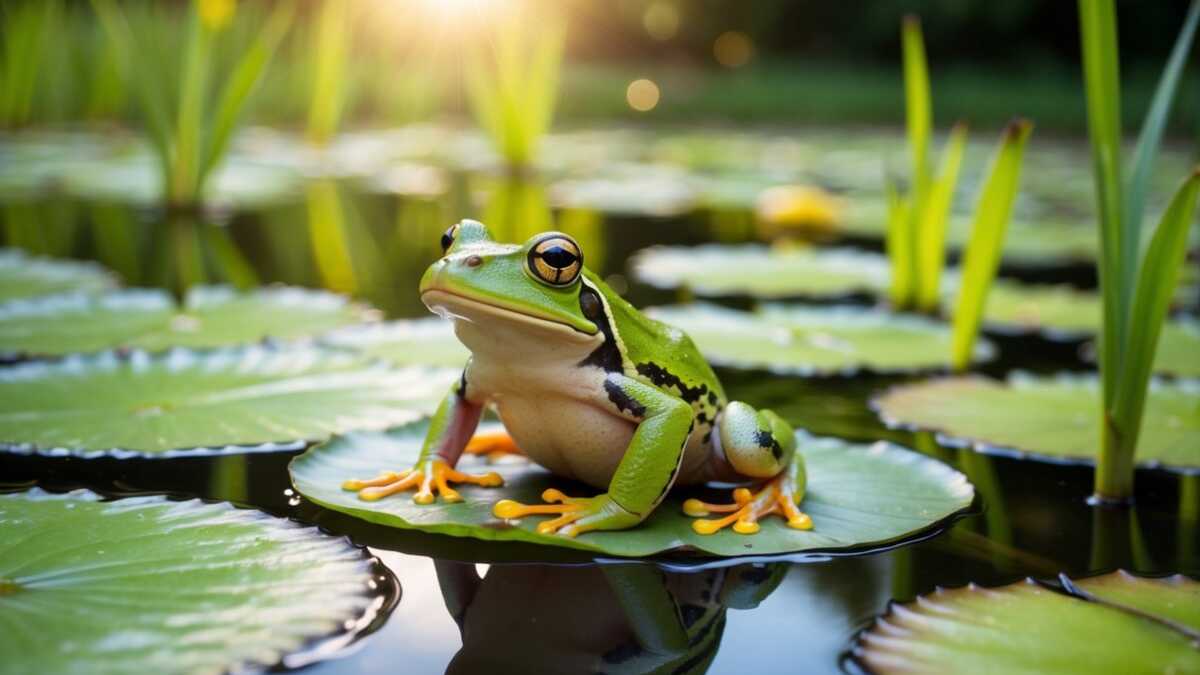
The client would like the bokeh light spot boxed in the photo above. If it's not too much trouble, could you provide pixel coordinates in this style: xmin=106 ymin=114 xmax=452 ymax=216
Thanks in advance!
xmin=626 ymin=79 xmax=661 ymax=112
xmin=643 ymin=2 xmax=679 ymax=41
xmin=714 ymin=30 xmax=754 ymax=68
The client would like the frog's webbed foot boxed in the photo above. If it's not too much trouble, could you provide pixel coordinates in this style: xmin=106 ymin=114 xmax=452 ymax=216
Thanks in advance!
xmin=463 ymin=431 xmax=524 ymax=463
xmin=683 ymin=472 xmax=813 ymax=535
xmin=493 ymin=489 xmax=640 ymax=538
xmin=342 ymin=460 xmax=503 ymax=504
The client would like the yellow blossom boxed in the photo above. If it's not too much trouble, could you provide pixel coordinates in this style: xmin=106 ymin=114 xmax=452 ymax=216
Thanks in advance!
xmin=197 ymin=0 xmax=236 ymax=31
xmin=755 ymin=185 xmax=844 ymax=238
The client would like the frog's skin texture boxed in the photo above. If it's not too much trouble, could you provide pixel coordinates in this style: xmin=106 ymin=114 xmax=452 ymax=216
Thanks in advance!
xmin=432 ymin=560 xmax=787 ymax=673
xmin=342 ymin=220 xmax=811 ymax=537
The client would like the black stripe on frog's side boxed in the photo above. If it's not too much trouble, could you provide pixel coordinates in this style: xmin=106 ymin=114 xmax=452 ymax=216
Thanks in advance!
xmin=635 ymin=362 xmax=709 ymax=404
xmin=577 ymin=280 xmax=624 ymax=373
xmin=604 ymin=379 xmax=646 ymax=418
xmin=754 ymin=428 xmax=785 ymax=461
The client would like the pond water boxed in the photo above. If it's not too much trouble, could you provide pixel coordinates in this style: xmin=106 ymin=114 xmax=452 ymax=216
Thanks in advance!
xmin=1 ymin=127 xmax=1195 ymax=674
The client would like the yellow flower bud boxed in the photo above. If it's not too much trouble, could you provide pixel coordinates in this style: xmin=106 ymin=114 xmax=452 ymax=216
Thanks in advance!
xmin=197 ymin=0 xmax=236 ymax=31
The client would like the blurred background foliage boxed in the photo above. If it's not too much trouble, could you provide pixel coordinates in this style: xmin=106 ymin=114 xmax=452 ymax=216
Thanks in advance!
xmin=3 ymin=0 xmax=1196 ymax=135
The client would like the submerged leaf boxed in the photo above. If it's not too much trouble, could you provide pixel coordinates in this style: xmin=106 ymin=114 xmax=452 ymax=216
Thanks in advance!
xmin=873 ymin=373 xmax=1200 ymax=471
xmin=0 ymin=346 xmax=455 ymax=457
xmin=853 ymin=575 xmax=1199 ymax=674
xmin=646 ymin=303 xmax=993 ymax=375
xmin=322 ymin=317 xmax=468 ymax=368
xmin=631 ymin=245 xmax=889 ymax=299
xmin=290 ymin=421 xmax=974 ymax=558
xmin=0 ymin=489 xmax=389 ymax=673
xmin=0 ymin=285 xmax=376 ymax=358
xmin=0 ymin=248 xmax=117 ymax=303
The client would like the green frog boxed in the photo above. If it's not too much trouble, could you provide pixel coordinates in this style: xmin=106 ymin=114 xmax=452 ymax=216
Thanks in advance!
xmin=343 ymin=220 xmax=811 ymax=537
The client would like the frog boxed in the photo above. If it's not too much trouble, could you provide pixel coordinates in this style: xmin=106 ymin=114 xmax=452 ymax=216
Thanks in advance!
xmin=342 ymin=219 xmax=812 ymax=537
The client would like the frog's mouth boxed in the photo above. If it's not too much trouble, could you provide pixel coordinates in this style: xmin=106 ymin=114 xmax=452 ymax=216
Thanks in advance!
xmin=421 ymin=289 xmax=598 ymax=343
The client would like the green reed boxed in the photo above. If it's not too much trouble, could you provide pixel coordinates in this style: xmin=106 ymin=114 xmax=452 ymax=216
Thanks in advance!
xmin=90 ymin=0 xmax=293 ymax=208
xmin=1078 ymin=0 xmax=1200 ymax=502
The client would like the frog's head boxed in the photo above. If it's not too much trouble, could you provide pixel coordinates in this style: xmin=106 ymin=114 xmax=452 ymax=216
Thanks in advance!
xmin=419 ymin=220 xmax=601 ymax=339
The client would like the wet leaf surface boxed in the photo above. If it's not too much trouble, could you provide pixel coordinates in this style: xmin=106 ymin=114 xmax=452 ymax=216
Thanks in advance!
xmin=290 ymin=420 xmax=974 ymax=558
xmin=874 ymin=373 xmax=1200 ymax=471
xmin=0 ymin=346 xmax=455 ymax=457
xmin=0 ymin=489 xmax=390 ymax=673
xmin=0 ymin=248 xmax=117 ymax=303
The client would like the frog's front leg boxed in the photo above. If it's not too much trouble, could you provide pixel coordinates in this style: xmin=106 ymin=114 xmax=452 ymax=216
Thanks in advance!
xmin=492 ymin=374 xmax=693 ymax=537
xmin=683 ymin=401 xmax=813 ymax=534
xmin=342 ymin=373 xmax=503 ymax=503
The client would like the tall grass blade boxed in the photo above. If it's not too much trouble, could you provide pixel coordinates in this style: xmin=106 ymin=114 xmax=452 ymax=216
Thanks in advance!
xmin=884 ymin=179 xmax=913 ymax=308
xmin=915 ymin=122 xmax=967 ymax=312
xmin=306 ymin=0 xmax=348 ymax=146
xmin=901 ymin=15 xmax=931 ymax=200
xmin=200 ymin=2 xmax=293 ymax=184
xmin=1099 ymin=170 xmax=1200 ymax=499
xmin=950 ymin=119 xmax=1033 ymax=371
xmin=1078 ymin=0 xmax=1127 ymax=407
xmin=1124 ymin=0 xmax=1199 ymax=247
xmin=171 ymin=7 xmax=213 ymax=205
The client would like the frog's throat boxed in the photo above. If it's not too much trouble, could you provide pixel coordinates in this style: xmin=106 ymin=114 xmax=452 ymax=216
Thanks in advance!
xmin=421 ymin=289 xmax=598 ymax=344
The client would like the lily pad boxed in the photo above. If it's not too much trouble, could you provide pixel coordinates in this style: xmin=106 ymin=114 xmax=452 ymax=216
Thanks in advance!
xmin=289 ymin=421 xmax=974 ymax=558
xmin=322 ymin=318 xmax=469 ymax=368
xmin=0 ymin=346 xmax=456 ymax=458
xmin=964 ymin=280 xmax=1099 ymax=338
xmin=873 ymin=373 xmax=1200 ymax=472
xmin=852 ymin=575 xmax=1200 ymax=674
xmin=645 ymin=304 xmax=993 ymax=375
xmin=630 ymin=244 xmax=889 ymax=299
xmin=0 ymin=489 xmax=389 ymax=673
xmin=1061 ymin=570 xmax=1200 ymax=637
xmin=1090 ymin=318 xmax=1200 ymax=379
xmin=0 ymin=248 xmax=117 ymax=303
xmin=0 ymin=285 xmax=378 ymax=359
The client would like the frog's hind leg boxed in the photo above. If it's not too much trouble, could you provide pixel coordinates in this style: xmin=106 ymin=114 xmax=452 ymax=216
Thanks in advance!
xmin=684 ymin=401 xmax=812 ymax=535
xmin=463 ymin=430 xmax=524 ymax=462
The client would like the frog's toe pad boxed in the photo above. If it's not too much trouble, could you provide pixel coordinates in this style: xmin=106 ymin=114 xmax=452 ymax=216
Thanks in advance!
xmin=684 ymin=476 xmax=812 ymax=535
xmin=493 ymin=489 xmax=635 ymax=538
xmin=342 ymin=461 xmax=503 ymax=504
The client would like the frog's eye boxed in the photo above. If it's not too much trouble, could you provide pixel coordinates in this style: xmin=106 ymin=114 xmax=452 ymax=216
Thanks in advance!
xmin=527 ymin=234 xmax=583 ymax=287
xmin=440 ymin=223 xmax=459 ymax=253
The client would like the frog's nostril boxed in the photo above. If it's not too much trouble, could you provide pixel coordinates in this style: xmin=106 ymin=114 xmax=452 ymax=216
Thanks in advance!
xmin=465 ymin=255 xmax=483 ymax=268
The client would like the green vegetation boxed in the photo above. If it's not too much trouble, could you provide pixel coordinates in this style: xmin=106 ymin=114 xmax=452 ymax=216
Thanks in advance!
xmin=306 ymin=0 xmax=350 ymax=146
xmin=0 ymin=1 xmax=58 ymax=128
xmin=464 ymin=5 xmax=565 ymax=169
xmin=1077 ymin=0 xmax=1200 ymax=501
xmin=90 ymin=0 xmax=293 ymax=207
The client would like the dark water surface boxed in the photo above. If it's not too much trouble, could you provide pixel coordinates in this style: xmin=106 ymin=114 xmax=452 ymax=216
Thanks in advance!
xmin=1 ymin=180 xmax=1195 ymax=674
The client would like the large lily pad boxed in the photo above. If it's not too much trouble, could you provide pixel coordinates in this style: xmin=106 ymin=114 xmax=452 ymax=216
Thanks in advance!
xmin=852 ymin=575 xmax=1200 ymax=674
xmin=965 ymin=280 xmax=1099 ymax=338
xmin=0 ymin=248 xmax=117 ymax=303
xmin=0 ymin=489 xmax=390 ymax=673
xmin=322 ymin=318 xmax=468 ymax=368
xmin=0 ymin=285 xmax=377 ymax=359
xmin=630 ymin=244 xmax=889 ymax=299
xmin=645 ymin=304 xmax=993 ymax=375
xmin=1061 ymin=570 xmax=1200 ymax=637
xmin=290 ymin=421 xmax=974 ymax=558
xmin=0 ymin=346 xmax=455 ymax=458
xmin=873 ymin=373 xmax=1200 ymax=471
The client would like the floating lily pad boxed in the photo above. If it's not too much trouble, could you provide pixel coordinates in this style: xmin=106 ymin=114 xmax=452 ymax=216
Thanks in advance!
xmin=322 ymin=318 xmax=468 ymax=368
xmin=1109 ymin=318 xmax=1200 ymax=379
xmin=873 ymin=373 xmax=1200 ymax=472
xmin=0 ymin=489 xmax=389 ymax=673
xmin=1061 ymin=570 xmax=1200 ymax=636
xmin=964 ymin=280 xmax=1099 ymax=339
xmin=0 ymin=248 xmax=117 ymax=303
xmin=0 ymin=285 xmax=377 ymax=359
xmin=631 ymin=245 xmax=889 ymax=299
xmin=853 ymin=575 xmax=1200 ymax=674
xmin=0 ymin=346 xmax=456 ymax=458
xmin=290 ymin=421 xmax=974 ymax=558
xmin=646 ymin=304 xmax=992 ymax=375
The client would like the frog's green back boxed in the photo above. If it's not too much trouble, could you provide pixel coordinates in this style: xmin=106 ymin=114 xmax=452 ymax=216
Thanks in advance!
xmin=584 ymin=271 xmax=726 ymax=405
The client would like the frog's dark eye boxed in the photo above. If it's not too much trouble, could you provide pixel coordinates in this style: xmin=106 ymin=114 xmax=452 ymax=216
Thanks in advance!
xmin=527 ymin=234 xmax=583 ymax=287
xmin=440 ymin=224 xmax=459 ymax=253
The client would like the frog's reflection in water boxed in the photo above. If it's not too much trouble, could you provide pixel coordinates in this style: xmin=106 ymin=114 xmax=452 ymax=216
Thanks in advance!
xmin=434 ymin=561 xmax=786 ymax=674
